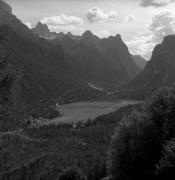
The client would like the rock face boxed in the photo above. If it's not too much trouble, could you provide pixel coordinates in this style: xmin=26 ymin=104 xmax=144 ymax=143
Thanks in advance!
xmin=32 ymin=22 xmax=55 ymax=39
xmin=0 ymin=0 xmax=12 ymax=16
xmin=0 ymin=0 xmax=34 ymax=39
xmin=53 ymin=31 xmax=141 ymax=86
xmin=131 ymin=55 xmax=147 ymax=70
xmin=125 ymin=35 xmax=175 ymax=97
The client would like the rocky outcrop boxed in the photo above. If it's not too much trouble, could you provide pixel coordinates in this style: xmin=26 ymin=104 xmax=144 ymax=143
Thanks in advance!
xmin=32 ymin=22 xmax=55 ymax=39
xmin=0 ymin=0 xmax=12 ymax=16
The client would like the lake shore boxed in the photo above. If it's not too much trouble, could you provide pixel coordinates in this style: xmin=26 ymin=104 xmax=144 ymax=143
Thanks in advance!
xmin=38 ymin=99 xmax=141 ymax=126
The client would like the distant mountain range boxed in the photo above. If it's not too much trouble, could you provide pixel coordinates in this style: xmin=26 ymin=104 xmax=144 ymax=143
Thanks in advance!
xmin=33 ymin=22 xmax=141 ymax=86
xmin=2 ymin=0 xmax=174 ymax=109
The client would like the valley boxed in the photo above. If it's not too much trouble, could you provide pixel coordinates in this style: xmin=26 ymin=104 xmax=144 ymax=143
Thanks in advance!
xmin=1 ymin=0 xmax=175 ymax=179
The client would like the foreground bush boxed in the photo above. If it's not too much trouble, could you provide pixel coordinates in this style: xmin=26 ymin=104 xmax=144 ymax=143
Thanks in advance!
xmin=156 ymin=139 xmax=175 ymax=179
xmin=108 ymin=112 xmax=161 ymax=180
xmin=108 ymin=85 xmax=175 ymax=180
xmin=57 ymin=167 xmax=87 ymax=180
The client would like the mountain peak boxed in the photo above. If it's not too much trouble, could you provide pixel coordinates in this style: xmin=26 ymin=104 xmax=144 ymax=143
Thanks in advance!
xmin=0 ymin=0 xmax=12 ymax=16
xmin=82 ymin=30 xmax=94 ymax=38
xmin=32 ymin=22 xmax=51 ymax=38
xmin=66 ymin=32 xmax=73 ymax=37
xmin=115 ymin=34 xmax=122 ymax=39
xmin=35 ymin=22 xmax=50 ymax=32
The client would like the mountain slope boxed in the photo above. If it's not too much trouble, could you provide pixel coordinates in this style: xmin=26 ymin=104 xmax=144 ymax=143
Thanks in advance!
xmin=124 ymin=35 xmax=175 ymax=98
xmin=131 ymin=55 xmax=147 ymax=70
xmin=0 ymin=0 xmax=34 ymax=40
xmin=94 ymin=34 xmax=141 ymax=83
xmin=0 ymin=26 xmax=83 ymax=105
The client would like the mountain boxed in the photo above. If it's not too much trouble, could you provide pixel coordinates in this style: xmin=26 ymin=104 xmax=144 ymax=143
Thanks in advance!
xmin=0 ymin=26 xmax=83 ymax=105
xmin=94 ymin=34 xmax=141 ymax=83
xmin=32 ymin=22 xmax=67 ymax=40
xmin=52 ymin=31 xmax=141 ymax=86
xmin=131 ymin=55 xmax=147 ymax=70
xmin=0 ymin=0 xmax=141 ymax=112
xmin=0 ymin=0 xmax=86 ymax=109
xmin=123 ymin=35 xmax=175 ymax=98
xmin=33 ymin=21 xmax=141 ymax=86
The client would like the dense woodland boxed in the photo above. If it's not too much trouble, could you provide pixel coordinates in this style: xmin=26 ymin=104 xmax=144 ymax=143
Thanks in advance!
xmin=1 ymin=85 xmax=175 ymax=179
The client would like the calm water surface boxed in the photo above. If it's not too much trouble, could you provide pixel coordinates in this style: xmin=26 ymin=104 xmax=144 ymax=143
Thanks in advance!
xmin=41 ymin=100 xmax=140 ymax=125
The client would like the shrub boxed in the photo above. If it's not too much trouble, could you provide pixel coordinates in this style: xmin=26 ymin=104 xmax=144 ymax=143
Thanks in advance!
xmin=146 ymin=86 xmax=175 ymax=139
xmin=156 ymin=139 xmax=175 ymax=179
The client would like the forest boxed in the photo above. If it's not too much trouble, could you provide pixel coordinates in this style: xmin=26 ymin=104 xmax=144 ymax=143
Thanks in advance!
xmin=1 ymin=85 xmax=175 ymax=179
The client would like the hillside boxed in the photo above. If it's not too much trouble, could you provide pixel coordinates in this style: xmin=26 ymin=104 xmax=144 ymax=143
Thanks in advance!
xmin=131 ymin=55 xmax=147 ymax=70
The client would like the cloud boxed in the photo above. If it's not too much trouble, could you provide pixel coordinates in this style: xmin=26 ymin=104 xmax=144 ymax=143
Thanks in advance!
xmin=40 ymin=14 xmax=84 ymax=34
xmin=86 ymin=7 xmax=117 ymax=23
xmin=126 ymin=33 xmax=155 ymax=59
xmin=96 ymin=30 xmax=111 ymax=38
xmin=127 ymin=11 xmax=175 ymax=59
xmin=40 ymin=14 xmax=83 ymax=26
xmin=149 ymin=11 xmax=175 ymax=42
xmin=125 ymin=14 xmax=136 ymax=22
xmin=25 ymin=22 xmax=32 ymax=29
xmin=140 ymin=0 xmax=175 ymax=7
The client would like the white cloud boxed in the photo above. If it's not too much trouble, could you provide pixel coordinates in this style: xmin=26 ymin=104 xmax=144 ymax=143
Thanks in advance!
xmin=127 ymin=12 xmax=175 ymax=59
xmin=127 ymin=11 xmax=175 ymax=59
xmin=40 ymin=14 xmax=84 ymax=34
xmin=126 ymin=33 xmax=155 ymax=59
xmin=41 ymin=15 xmax=83 ymax=26
xmin=149 ymin=11 xmax=175 ymax=42
xmin=140 ymin=0 xmax=175 ymax=7
xmin=86 ymin=7 xmax=117 ymax=23
xmin=25 ymin=22 xmax=32 ymax=29
xmin=96 ymin=30 xmax=111 ymax=38
xmin=125 ymin=14 xmax=136 ymax=22
xmin=49 ymin=25 xmax=84 ymax=35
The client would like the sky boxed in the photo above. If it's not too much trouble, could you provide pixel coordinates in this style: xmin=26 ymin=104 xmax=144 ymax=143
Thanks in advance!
xmin=4 ymin=0 xmax=175 ymax=60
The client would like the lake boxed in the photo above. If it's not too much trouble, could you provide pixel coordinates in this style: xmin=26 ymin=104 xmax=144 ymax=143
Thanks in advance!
xmin=40 ymin=100 xmax=139 ymax=125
